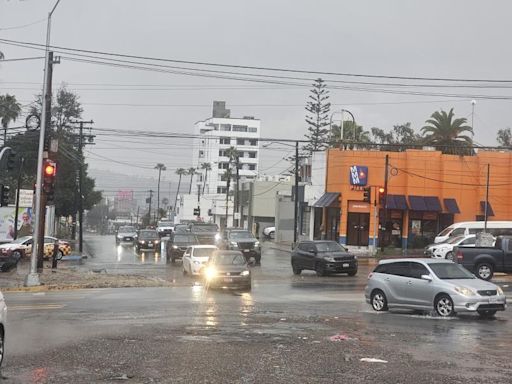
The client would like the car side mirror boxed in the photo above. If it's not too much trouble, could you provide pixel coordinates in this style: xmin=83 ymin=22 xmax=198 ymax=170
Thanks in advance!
xmin=421 ymin=274 xmax=433 ymax=282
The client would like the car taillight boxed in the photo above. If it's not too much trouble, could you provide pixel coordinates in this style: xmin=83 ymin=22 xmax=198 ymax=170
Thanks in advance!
xmin=456 ymin=250 xmax=463 ymax=261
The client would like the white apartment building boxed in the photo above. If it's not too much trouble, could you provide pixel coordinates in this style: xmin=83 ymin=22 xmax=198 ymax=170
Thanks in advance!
xmin=193 ymin=101 xmax=261 ymax=195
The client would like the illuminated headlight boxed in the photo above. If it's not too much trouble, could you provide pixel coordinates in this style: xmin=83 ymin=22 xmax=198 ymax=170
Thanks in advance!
xmin=254 ymin=241 xmax=260 ymax=247
xmin=193 ymin=260 xmax=201 ymax=265
xmin=215 ymin=233 xmax=221 ymax=241
xmin=454 ymin=286 xmax=476 ymax=296
xmin=140 ymin=240 xmax=146 ymax=244
xmin=230 ymin=242 xmax=239 ymax=247
xmin=241 ymin=270 xmax=250 ymax=277
xmin=172 ymin=245 xmax=178 ymax=249
xmin=155 ymin=240 xmax=160 ymax=244
xmin=117 ymin=235 xmax=123 ymax=239
xmin=497 ymin=286 xmax=504 ymax=295
xmin=323 ymin=256 xmax=336 ymax=262
xmin=204 ymin=267 xmax=217 ymax=280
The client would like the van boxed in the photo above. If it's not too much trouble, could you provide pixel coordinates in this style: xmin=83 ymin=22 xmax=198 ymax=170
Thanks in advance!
xmin=434 ymin=221 xmax=512 ymax=243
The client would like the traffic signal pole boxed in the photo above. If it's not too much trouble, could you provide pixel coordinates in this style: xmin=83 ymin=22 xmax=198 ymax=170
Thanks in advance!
xmin=13 ymin=157 xmax=24 ymax=240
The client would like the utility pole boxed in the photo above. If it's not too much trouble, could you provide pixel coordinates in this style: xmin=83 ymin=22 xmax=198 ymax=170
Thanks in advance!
xmin=484 ymin=163 xmax=490 ymax=232
xmin=234 ymin=155 xmax=240 ymax=227
xmin=381 ymin=154 xmax=389 ymax=252
xmin=225 ymin=170 xmax=231 ymax=229
xmin=135 ymin=206 xmax=140 ymax=227
xmin=372 ymin=186 xmax=378 ymax=254
xmin=293 ymin=141 xmax=299 ymax=245
xmin=148 ymin=190 xmax=153 ymax=226
xmin=13 ymin=156 xmax=24 ymax=240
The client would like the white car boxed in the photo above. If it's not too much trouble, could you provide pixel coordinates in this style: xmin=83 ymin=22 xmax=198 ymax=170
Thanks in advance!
xmin=182 ymin=245 xmax=217 ymax=276
xmin=263 ymin=226 xmax=275 ymax=239
xmin=0 ymin=290 xmax=6 ymax=367
xmin=426 ymin=235 xmax=477 ymax=260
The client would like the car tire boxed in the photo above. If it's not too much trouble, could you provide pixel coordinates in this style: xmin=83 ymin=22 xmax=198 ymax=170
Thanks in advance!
xmin=348 ymin=270 xmax=357 ymax=277
xmin=476 ymin=263 xmax=494 ymax=281
xmin=477 ymin=309 xmax=497 ymax=318
xmin=292 ymin=262 xmax=302 ymax=275
xmin=11 ymin=250 xmax=22 ymax=263
xmin=435 ymin=294 xmax=455 ymax=317
xmin=0 ymin=328 xmax=4 ymax=367
xmin=57 ymin=251 xmax=64 ymax=261
xmin=315 ymin=262 xmax=326 ymax=277
xmin=445 ymin=251 xmax=454 ymax=261
xmin=371 ymin=289 xmax=388 ymax=312
xmin=269 ymin=231 xmax=275 ymax=240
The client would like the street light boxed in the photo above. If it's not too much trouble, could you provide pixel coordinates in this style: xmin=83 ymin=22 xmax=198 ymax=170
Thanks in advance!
xmin=329 ymin=109 xmax=355 ymax=146
xmin=25 ymin=0 xmax=63 ymax=287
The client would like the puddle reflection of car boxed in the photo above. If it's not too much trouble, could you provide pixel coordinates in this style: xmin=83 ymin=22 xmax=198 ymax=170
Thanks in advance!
xmin=203 ymin=250 xmax=251 ymax=291
xmin=182 ymin=245 xmax=217 ymax=276
xmin=135 ymin=230 xmax=160 ymax=253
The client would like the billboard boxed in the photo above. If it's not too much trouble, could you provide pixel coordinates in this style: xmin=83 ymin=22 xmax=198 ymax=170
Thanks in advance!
xmin=0 ymin=207 xmax=34 ymax=242
xmin=349 ymin=165 xmax=368 ymax=186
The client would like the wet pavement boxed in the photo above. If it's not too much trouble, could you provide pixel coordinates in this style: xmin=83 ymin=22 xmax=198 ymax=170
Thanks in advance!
xmin=1 ymin=234 xmax=512 ymax=383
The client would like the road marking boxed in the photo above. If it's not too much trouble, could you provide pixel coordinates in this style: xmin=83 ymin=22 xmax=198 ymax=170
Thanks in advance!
xmin=8 ymin=304 xmax=64 ymax=311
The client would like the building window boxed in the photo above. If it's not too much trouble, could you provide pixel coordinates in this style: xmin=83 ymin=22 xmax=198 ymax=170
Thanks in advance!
xmin=248 ymin=164 xmax=257 ymax=171
xmin=217 ymin=187 xmax=227 ymax=194
xmin=248 ymin=151 xmax=257 ymax=158
xmin=212 ymin=124 xmax=219 ymax=130
xmin=219 ymin=162 xmax=230 ymax=170
xmin=237 ymin=138 xmax=246 ymax=145
xmin=220 ymin=124 xmax=231 ymax=131
xmin=248 ymin=127 xmax=257 ymax=133
xmin=220 ymin=137 xmax=230 ymax=145
xmin=249 ymin=139 xmax=257 ymax=146
xmin=233 ymin=125 xmax=248 ymax=132
xmin=199 ymin=150 xmax=204 ymax=158
xmin=219 ymin=150 xmax=227 ymax=157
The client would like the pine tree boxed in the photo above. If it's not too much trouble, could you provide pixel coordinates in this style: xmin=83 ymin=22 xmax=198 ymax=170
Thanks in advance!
xmin=303 ymin=78 xmax=331 ymax=154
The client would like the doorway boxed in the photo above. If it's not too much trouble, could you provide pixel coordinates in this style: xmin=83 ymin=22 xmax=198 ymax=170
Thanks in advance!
xmin=346 ymin=212 xmax=370 ymax=246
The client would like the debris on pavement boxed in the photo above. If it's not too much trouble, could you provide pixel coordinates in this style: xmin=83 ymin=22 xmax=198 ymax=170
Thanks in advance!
xmin=329 ymin=333 xmax=356 ymax=342
xmin=360 ymin=358 xmax=388 ymax=363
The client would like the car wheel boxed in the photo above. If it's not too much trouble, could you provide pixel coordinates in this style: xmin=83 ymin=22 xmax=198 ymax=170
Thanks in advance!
xmin=315 ymin=262 xmax=326 ymax=277
xmin=292 ymin=262 xmax=302 ymax=275
xmin=0 ymin=329 xmax=4 ymax=367
xmin=57 ymin=251 xmax=64 ymax=261
xmin=477 ymin=309 xmax=497 ymax=318
xmin=371 ymin=290 xmax=388 ymax=312
xmin=445 ymin=251 xmax=454 ymax=261
xmin=269 ymin=231 xmax=275 ymax=240
xmin=11 ymin=250 xmax=22 ymax=263
xmin=348 ymin=270 xmax=357 ymax=277
xmin=435 ymin=294 xmax=455 ymax=317
xmin=476 ymin=263 xmax=494 ymax=281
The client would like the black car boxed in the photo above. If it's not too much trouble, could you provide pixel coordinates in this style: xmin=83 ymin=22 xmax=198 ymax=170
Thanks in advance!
xmin=167 ymin=233 xmax=199 ymax=263
xmin=135 ymin=229 xmax=161 ymax=252
xmin=291 ymin=241 xmax=357 ymax=277
xmin=203 ymin=250 xmax=251 ymax=290
xmin=218 ymin=228 xmax=261 ymax=265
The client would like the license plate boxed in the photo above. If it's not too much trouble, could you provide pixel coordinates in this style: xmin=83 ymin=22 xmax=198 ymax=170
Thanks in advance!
xmin=343 ymin=263 xmax=349 ymax=268
xmin=490 ymin=297 xmax=497 ymax=303
xmin=224 ymin=278 xmax=233 ymax=283
xmin=148 ymin=243 xmax=152 ymax=246
xmin=243 ymin=249 xmax=250 ymax=253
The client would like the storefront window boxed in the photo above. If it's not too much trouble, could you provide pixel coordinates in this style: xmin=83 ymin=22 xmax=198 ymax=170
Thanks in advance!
xmin=408 ymin=211 xmax=438 ymax=248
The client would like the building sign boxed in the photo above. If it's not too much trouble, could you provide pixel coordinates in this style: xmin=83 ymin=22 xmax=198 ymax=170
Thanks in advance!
xmin=17 ymin=189 xmax=34 ymax=208
xmin=349 ymin=165 xmax=368 ymax=186
xmin=348 ymin=201 xmax=370 ymax=213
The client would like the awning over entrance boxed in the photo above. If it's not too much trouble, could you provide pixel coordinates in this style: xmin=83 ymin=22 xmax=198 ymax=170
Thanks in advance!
xmin=408 ymin=196 xmax=442 ymax=211
xmin=313 ymin=192 xmax=340 ymax=208
xmin=385 ymin=195 xmax=408 ymax=210
xmin=480 ymin=201 xmax=495 ymax=216
xmin=424 ymin=196 xmax=442 ymax=212
xmin=443 ymin=198 xmax=460 ymax=214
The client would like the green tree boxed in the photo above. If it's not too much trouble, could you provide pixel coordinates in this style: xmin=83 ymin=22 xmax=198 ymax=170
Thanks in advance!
xmin=187 ymin=167 xmax=197 ymax=194
xmin=330 ymin=121 xmax=371 ymax=149
xmin=0 ymin=94 xmax=22 ymax=143
xmin=371 ymin=123 xmax=423 ymax=151
xmin=303 ymin=78 xmax=331 ymax=154
xmin=174 ymin=168 xmax=187 ymax=209
xmin=421 ymin=108 xmax=473 ymax=155
xmin=497 ymin=128 xmax=512 ymax=147
xmin=200 ymin=162 xmax=212 ymax=194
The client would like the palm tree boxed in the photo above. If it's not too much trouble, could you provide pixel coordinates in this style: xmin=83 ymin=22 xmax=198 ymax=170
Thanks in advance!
xmin=187 ymin=167 xmax=197 ymax=194
xmin=421 ymin=108 xmax=473 ymax=155
xmin=174 ymin=168 xmax=187 ymax=211
xmin=0 ymin=94 xmax=22 ymax=143
xmin=154 ymin=163 xmax=166 ymax=221
xmin=200 ymin=162 xmax=212 ymax=194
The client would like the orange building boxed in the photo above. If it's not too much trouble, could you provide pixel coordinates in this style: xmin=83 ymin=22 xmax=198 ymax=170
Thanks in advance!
xmin=320 ymin=148 xmax=512 ymax=249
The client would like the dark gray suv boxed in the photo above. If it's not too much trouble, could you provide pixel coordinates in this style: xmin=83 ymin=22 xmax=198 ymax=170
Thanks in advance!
xmin=291 ymin=240 xmax=357 ymax=276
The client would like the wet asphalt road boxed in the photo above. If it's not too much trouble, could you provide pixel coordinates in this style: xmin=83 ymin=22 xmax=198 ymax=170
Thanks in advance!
xmin=1 ymin=234 xmax=512 ymax=383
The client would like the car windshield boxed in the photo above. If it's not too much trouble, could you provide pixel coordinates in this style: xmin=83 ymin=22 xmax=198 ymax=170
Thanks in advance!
xmin=193 ymin=248 xmax=216 ymax=257
xmin=445 ymin=235 xmax=466 ymax=244
xmin=119 ymin=226 xmax=135 ymax=233
xmin=138 ymin=230 xmax=158 ymax=239
xmin=437 ymin=227 xmax=454 ymax=237
xmin=212 ymin=253 xmax=246 ymax=265
xmin=315 ymin=242 xmax=345 ymax=252
xmin=229 ymin=231 xmax=254 ymax=240
xmin=428 ymin=263 xmax=475 ymax=279
xmin=191 ymin=225 xmax=218 ymax=232
xmin=11 ymin=236 xmax=32 ymax=244
xmin=174 ymin=235 xmax=197 ymax=243
xmin=158 ymin=222 xmax=173 ymax=227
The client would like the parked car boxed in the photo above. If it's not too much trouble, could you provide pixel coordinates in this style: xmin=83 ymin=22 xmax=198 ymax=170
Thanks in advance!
xmin=0 ymin=236 xmax=71 ymax=265
xmin=455 ymin=236 xmax=512 ymax=280
xmin=263 ymin=226 xmax=275 ymax=239
xmin=167 ymin=233 xmax=199 ymax=263
xmin=291 ymin=240 xmax=357 ymax=276
xmin=156 ymin=220 xmax=174 ymax=238
xmin=366 ymin=258 xmax=506 ymax=318
xmin=188 ymin=223 xmax=219 ymax=245
xmin=135 ymin=229 xmax=160 ymax=252
xmin=182 ymin=245 xmax=217 ymax=276
xmin=202 ymin=250 xmax=251 ymax=290
xmin=0 ymin=290 xmax=6 ymax=367
xmin=116 ymin=226 xmax=137 ymax=245
xmin=217 ymin=228 xmax=261 ymax=265
xmin=424 ymin=235 xmax=477 ymax=260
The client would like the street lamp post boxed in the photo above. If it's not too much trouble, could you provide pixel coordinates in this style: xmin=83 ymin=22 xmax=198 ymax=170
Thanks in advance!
xmin=25 ymin=0 xmax=63 ymax=287
xmin=329 ymin=109 xmax=355 ymax=147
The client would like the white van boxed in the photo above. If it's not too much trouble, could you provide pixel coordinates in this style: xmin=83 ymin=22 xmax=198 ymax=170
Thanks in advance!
xmin=434 ymin=221 xmax=512 ymax=243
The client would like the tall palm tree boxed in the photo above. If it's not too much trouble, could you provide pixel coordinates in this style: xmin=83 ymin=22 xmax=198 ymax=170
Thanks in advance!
xmin=421 ymin=108 xmax=473 ymax=155
xmin=174 ymin=168 xmax=187 ymax=211
xmin=0 ymin=94 xmax=22 ymax=143
xmin=187 ymin=167 xmax=197 ymax=194
xmin=200 ymin=162 xmax=212 ymax=194
xmin=154 ymin=163 xmax=166 ymax=220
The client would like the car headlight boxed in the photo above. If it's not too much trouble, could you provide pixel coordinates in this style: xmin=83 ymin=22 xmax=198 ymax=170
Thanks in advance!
xmin=172 ymin=245 xmax=178 ymax=249
xmin=230 ymin=241 xmax=239 ymax=247
xmin=193 ymin=260 xmax=201 ymax=265
xmin=117 ymin=235 xmax=123 ymax=239
xmin=155 ymin=240 xmax=160 ymax=244
xmin=454 ymin=286 xmax=476 ymax=296
xmin=140 ymin=240 xmax=145 ymax=244
xmin=215 ymin=233 xmax=221 ymax=241
xmin=497 ymin=286 xmax=504 ymax=295
xmin=241 ymin=270 xmax=250 ymax=276
xmin=204 ymin=267 xmax=217 ymax=280
xmin=254 ymin=241 xmax=260 ymax=247
xmin=323 ymin=256 xmax=336 ymax=262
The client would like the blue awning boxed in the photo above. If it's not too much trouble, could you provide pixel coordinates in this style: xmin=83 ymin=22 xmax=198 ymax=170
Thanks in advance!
xmin=480 ymin=201 xmax=495 ymax=216
xmin=313 ymin=192 xmax=340 ymax=208
xmin=443 ymin=198 xmax=460 ymax=214
xmin=385 ymin=195 xmax=408 ymax=210
xmin=408 ymin=195 xmax=428 ymax=211
xmin=424 ymin=196 xmax=442 ymax=212
xmin=385 ymin=195 xmax=397 ymax=209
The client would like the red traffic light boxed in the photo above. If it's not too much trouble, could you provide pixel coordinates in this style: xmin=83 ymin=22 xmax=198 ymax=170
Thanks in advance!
xmin=378 ymin=187 xmax=385 ymax=194
xmin=44 ymin=162 xmax=56 ymax=176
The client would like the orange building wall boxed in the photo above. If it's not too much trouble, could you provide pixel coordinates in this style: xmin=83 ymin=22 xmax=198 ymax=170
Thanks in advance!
xmin=326 ymin=149 xmax=512 ymax=243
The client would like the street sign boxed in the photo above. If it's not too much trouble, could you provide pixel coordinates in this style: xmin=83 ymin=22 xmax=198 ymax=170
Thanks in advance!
xmin=17 ymin=189 xmax=34 ymax=208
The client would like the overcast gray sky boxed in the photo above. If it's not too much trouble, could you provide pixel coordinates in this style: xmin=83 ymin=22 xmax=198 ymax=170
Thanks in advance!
xmin=2 ymin=0 xmax=512 ymax=193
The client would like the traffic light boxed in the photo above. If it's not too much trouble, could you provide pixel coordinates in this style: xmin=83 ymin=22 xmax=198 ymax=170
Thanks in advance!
xmin=362 ymin=187 xmax=371 ymax=203
xmin=0 ymin=184 xmax=10 ymax=207
xmin=377 ymin=186 xmax=386 ymax=205
xmin=43 ymin=159 xmax=57 ymax=204
xmin=193 ymin=207 xmax=200 ymax=216
xmin=6 ymin=150 xmax=16 ymax=171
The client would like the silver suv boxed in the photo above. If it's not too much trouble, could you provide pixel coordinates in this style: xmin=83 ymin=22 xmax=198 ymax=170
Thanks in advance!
xmin=365 ymin=258 xmax=506 ymax=318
